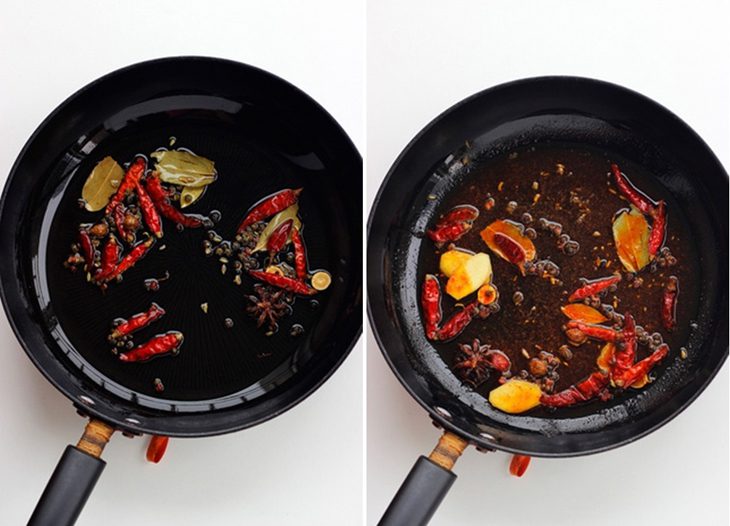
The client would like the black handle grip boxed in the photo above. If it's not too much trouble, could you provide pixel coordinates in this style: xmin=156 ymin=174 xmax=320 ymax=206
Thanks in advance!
xmin=379 ymin=456 xmax=457 ymax=526
xmin=28 ymin=445 xmax=106 ymax=526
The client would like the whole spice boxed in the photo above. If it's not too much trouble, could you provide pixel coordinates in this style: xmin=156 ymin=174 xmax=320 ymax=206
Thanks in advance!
xmin=110 ymin=303 xmax=166 ymax=339
xmin=648 ymin=200 xmax=666 ymax=256
xmin=453 ymin=338 xmax=511 ymax=387
xmin=248 ymin=270 xmax=317 ymax=295
xmin=135 ymin=181 xmax=163 ymax=238
xmin=246 ymin=284 xmax=292 ymax=333
xmin=568 ymin=275 xmax=621 ymax=302
xmin=78 ymin=228 xmax=95 ymax=274
xmin=661 ymin=276 xmax=679 ymax=331
xmin=119 ymin=332 xmax=183 ymax=362
xmin=97 ymin=236 xmax=155 ymax=282
xmin=106 ymin=157 xmax=145 ymax=215
xmin=291 ymin=228 xmax=308 ymax=279
xmin=611 ymin=163 xmax=655 ymax=216
xmin=98 ymin=235 xmax=121 ymax=280
xmin=145 ymin=176 xmax=206 ymax=228
xmin=238 ymin=188 xmax=303 ymax=233
xmin=540 ymin=372 xmax=610 ymax=407
xmin=266 ymin=219 xmax=294 ymax=258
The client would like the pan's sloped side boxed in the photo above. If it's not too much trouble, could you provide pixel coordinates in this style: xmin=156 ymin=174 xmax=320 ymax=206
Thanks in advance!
xmin=0 ymin=57 xmax=362 ymax=437
xmin=367 ymin=76 xmax=728 ymax=456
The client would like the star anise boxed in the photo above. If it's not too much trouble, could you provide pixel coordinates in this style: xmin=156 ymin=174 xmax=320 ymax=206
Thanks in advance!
xmin=246 ymin=284 xmax=292 ymax=334
xmin=453 ymin=338 xmax=511 ymax=388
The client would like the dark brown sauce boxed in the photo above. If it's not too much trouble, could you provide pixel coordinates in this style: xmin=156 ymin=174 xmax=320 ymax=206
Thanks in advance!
xmin=421 ymin=144 xmax=700 ymax=402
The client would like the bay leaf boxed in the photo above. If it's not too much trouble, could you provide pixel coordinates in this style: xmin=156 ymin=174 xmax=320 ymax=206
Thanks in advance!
xmin=612 ymin=206 xmax=650 ymax=273
xmin=180 ymin=186 xmax=206 ymax=208
xmin=82 ymin=156 xmax=124 ymax=212
xmin=150 ymin=150 xmax=217 ymax=188
xmin=252 ymin=204 xmax=302 ymax=253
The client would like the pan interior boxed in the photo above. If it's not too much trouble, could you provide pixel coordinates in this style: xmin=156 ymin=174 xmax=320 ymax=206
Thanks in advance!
xmin=370 ymin=83 xmax=728 ymax=456
xmin=30 ymin=105 xmax=352 ymax=413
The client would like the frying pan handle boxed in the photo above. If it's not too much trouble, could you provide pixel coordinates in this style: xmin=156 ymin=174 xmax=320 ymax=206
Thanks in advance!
xmin=29 ymin=419 xmax=114 ymax=526
xmin=379 ymin=431 xmax=468 ymax=526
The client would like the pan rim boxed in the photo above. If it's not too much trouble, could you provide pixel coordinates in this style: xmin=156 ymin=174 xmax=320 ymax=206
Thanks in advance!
xmin=366 ymin=74 xmax=728 ymax=457
xmin=1 ymin=55 xmax=363 ymax=437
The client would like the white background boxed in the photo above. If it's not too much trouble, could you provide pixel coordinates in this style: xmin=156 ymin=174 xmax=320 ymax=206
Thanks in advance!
xmin=367 ymin=1 xmax=729 ymax=525
xmin=0 ymin=1 xmax=363 ymax=525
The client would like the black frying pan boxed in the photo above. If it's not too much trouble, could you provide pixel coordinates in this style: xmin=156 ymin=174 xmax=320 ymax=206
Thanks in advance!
xmin=367 ymin=76 xmax=728 ymax=525
xmin=0 ymin=56 xmax=362 ymax=525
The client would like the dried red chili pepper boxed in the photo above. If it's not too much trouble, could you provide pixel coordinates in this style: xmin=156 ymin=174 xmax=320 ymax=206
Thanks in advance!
xmin=432 ymin=301 xmax=479 ymax=341
xmin=492 ymin=232 xmax=527 ymax=266
xmin=97 ymin=234 xmax=121 ymax=279
xmin=248 ymin=269 xmax=317 ymax=295
xmin=611 ymin=343 xmax=669 ymax=389
xmin=145 ymin=177 xmax=205 ymax=228
xmin=144 ymin=174 xmax=173 ymax=201
xmin=648 ymin=200 xmax=666 ymax=256
xmin=267 ymin=219 xmax=294 ymax=258
xmin=568 ymin=274 xmax=621 ymax=302
xmin=106 ymin=157 xmax=145 ymax=215
xmin=146 ymin=435 xmax=169 ymax=464
xmin=136 ymin=181 xmax=163 ymax=238
xmin=509 ymin=455 xmax=531 ymax=477
xmin=113 ymin=203 xmax=131 ymax=243
xmin=611 ymin=312 xmax=636 ymax=382
xmin=97 ymin=236 xmax=155 ymax=282
xmin=78 ymin=228 xmax=95 ymax=273
xmin=661 ymin=276 xmax=679 ymax=331
xmin=237 ymin=188 xmax=303 ymax=233
xmin=426 ymin=221 xmax=472 ymax=245
xmin=110 ymin=303 xmax=166 ymax=339
xmin=421 ymin=274 xmax=443 ymax=340
xmin=540 ymin=371 xmax=609 ymax=407
xmin=436 ymin=205 xmax=479 ymax=227
xmin=611 ymin=163 xmax=655 ymax=216
xmin=119 ymin=331 xmax=183 ymax=362
xmin=565 ymin=321 xmax=620 ymax=342
xmin=290 ymin=228 xmax=308 ymax=280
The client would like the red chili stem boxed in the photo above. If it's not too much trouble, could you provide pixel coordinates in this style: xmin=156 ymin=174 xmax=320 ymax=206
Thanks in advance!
xmin=136 ymin=181 xmax=163 ymax=238
xmin=540 ymin=371 xmax=609 ymax=407
xmin=145 ymin=177 xmax=205 ymax=228
xmin=267 ymin=219 xmax=294 ymax=258
xmin=568 ymin=274 xmax=621 ymax=302
xmin=648 ymin=200 xmax=666 ymax=256
xmin=661 ymin=276 xmax=679 ymax=331
xmin=106 ymin=157 xmax=145 ymax=215
xmin=111 ymin=303 xmax=166 ymax=339
xmin=426 ymin=222 xmax=471 ymax=245
xmin=611 ymin=163 xmax=655 ymax=216
xmin=237 ymin=188 xmax=302 ymax=233
xmin=612 ymin=344 xmax=669 ymax=388
xmin=421 ymin=274 xmax=443 ymax=339
xmin=98 ymin=236 xmax=155 ymax=282
xmin=509 ymin=455 xmax=531 ymax=477
xmin=78 ymin=228 xmax=95 ymax=273
xmin=248 ymin=270 xmax=316 ymax=295
xmin=146 ymin=435 xmax=169 ymax=463
xmin=119 ymin=332 xmax=183 ymax=362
